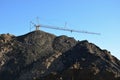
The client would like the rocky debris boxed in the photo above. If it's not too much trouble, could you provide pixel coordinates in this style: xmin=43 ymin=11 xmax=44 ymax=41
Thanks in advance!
xmin=53 ymin=35 xmax=77 ymax=53
xmin=0 ymin=33 xmax=14 ymax=43
xmin=0 ymin=30 xmax=120 ymax=80
xmin=0 ymin=33 xmax=15 ymax=68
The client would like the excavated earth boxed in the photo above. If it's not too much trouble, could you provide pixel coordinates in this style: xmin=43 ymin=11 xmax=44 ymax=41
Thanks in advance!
xmin=0 ymin=30 xmax=120 ymax=80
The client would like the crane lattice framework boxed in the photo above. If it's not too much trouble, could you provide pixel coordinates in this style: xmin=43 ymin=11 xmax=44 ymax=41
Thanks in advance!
xmin=30 ymin=19 xmax=100 ymax=35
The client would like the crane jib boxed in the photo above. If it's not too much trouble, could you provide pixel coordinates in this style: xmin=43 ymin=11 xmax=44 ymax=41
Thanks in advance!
xmin=41 ymin=25 xmax=100 ymax=35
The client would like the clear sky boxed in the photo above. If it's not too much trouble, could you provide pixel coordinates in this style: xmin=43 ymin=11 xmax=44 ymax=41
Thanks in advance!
xmin=0 ymin=0 xmax=120 ymax=59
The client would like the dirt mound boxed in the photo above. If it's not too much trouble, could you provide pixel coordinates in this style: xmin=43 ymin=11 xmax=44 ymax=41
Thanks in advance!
xmin=0 ymin=30 xmax=120 ymax=80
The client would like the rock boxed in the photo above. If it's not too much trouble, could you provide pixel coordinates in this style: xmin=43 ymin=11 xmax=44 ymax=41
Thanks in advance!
xmin=0 ymin=30 xmax=120 ymax=80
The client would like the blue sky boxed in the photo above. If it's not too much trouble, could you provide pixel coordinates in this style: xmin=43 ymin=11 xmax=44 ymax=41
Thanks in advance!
xmin=0 ymin=0 xmax=120 ymax=59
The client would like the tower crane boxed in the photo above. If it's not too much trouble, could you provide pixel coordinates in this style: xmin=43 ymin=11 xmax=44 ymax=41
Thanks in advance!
xmin=30 ymin=20 xmax=100 ymax=35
